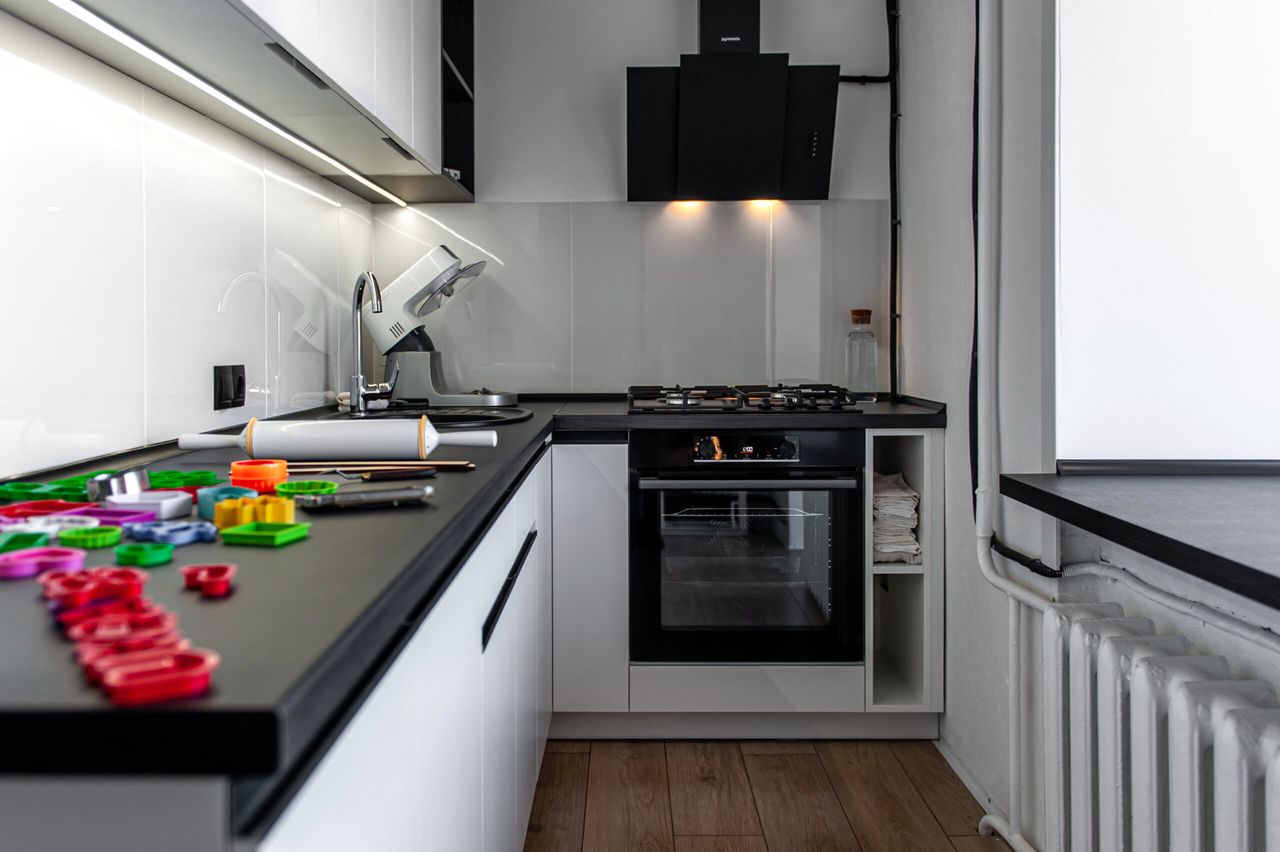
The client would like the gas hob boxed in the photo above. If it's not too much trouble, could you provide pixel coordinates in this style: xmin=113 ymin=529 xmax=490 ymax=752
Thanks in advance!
xmin=627 ymin=384 xmax=864 ymax=413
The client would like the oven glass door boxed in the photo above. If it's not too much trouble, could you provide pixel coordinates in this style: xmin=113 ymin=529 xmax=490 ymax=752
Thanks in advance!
xmin=631 ymin=476 xmax=862 ymax=663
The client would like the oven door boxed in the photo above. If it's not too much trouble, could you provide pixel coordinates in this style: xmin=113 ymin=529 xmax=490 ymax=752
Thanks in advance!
xmin=630 ymin=476 xmax=863 ymax=664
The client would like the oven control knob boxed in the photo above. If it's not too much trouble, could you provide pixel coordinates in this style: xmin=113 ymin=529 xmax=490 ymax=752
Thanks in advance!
xmin=775 ymin=439 xmax=798 ymax=460
xmin=696 ymin=438 xmax=719 ymax=460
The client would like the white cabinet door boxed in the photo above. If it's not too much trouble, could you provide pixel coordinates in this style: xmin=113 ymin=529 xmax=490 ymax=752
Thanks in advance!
xmin=513 ymin=529 xmax=540 ymax=836
xmin=319 ymin=0 xmax=376 ymax=111
xmin=552 ymin=444 xmax=630 ymax=712
xmin=481 ymin=585 xmax=518 ymax=852
xmin=375 ymin=0 xmax=413 ymax=144
xmin=535 ymin=453 xmax=554 ymax=758
xmin=238 ymin=0 xmax=322 ymax=62
xmin=410 ymin=0 xmax=442 ymax=168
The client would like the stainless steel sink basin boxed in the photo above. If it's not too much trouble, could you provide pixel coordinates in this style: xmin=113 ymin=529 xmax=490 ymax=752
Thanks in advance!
xmin=322 ymin=406 xmax=533 ymax=429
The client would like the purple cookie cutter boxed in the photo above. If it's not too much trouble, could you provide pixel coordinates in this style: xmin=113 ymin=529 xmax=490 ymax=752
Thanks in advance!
xmin=55 ymin=506 xmax=158 ymax=525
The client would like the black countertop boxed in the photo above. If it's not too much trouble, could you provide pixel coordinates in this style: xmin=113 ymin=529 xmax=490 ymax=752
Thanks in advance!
xmin=0 ymin=395 xmax=945 ymax=834
xmin=1001 ymin=473 xmax=1280 ymax=610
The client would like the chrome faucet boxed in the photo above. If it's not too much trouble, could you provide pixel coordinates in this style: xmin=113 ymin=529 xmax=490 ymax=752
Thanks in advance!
xmin=350 ymin=271 xmax=396 ymax=416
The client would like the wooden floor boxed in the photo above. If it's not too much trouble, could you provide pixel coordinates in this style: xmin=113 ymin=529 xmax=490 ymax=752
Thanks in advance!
xmin=523 ymin=740 xmax=1010 ymax=852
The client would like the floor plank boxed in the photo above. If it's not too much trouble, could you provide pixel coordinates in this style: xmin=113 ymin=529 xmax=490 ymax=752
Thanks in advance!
xmin=546 ymin=740 xmax=592 ymax=754
xmin=673 ymin=838 xmax=770 ymax=852
xmin=890 ymin=741 xmax=986 ymax=835
xmin=582 ymin=741 xmax=675 ymax=852
xmin=666 ymin=742 xmax=761 ymax=836
xmin=949 ymin=836 xmax=1013 ymax=851
xmin=817 ymin=742 xmax=951 ymax=852
xmin=743 ymin=754 xmax=862 ymax=852
xmin=738 ymin=740 xmax=816 ymax=755
xmin=524 ymin=754 xmax=589 ymax=852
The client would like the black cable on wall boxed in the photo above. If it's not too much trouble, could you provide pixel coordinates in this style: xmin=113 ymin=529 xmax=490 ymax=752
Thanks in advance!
xmin=968 ymin=0 xmax=1060 ymax=580
xmin=840 ymin=0 xmax=901 ymax=400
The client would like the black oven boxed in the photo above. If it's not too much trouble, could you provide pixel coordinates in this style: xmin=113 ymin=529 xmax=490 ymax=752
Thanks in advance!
xmin=629 ymin=429 xmax=864 ymax=664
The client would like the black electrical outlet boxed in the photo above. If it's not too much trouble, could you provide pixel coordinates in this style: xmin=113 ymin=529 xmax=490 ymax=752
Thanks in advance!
xmin=213 ymin=365 xmax=246 ymax=410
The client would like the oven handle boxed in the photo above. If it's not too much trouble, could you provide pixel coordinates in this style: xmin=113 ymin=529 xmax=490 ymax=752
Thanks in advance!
xmin=637 ymin=478 xmax=859 ymax=490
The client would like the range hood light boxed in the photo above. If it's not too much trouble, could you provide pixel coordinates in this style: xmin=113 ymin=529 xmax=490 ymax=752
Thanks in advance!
xmin=43 ymin=0 xmax=409 ymax=207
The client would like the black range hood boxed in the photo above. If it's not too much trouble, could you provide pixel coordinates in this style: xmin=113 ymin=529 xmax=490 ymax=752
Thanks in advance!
xmin=627 ymin=0 xmax=839 ymax=201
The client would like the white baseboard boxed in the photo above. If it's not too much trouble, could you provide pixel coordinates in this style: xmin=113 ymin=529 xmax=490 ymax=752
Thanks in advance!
xmin=549 ymin=712 xmax=939 ymax=739
xmin=934 ymin=737 xmax=1003 ymax=819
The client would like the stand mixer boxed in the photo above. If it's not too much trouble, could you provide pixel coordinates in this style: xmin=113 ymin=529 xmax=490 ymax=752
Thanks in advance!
xmin=362 ymin=245 xmax=517 ymax=407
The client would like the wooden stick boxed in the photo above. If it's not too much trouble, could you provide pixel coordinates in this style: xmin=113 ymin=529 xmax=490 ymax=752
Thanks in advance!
xmin=288 ymin=460 xmax=473 ymax=469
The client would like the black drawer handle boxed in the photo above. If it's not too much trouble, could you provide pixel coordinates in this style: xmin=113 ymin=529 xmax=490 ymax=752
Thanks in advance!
xmin=481 ymin=529 xmax=539 ymax=651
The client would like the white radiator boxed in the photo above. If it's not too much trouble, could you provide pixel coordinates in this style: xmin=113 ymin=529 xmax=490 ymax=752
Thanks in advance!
xmin=1042 ymin=605 xmax=1280 ymax=852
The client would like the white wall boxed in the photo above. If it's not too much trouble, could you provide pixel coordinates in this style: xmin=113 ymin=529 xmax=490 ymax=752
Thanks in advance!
xmin=370 ymin=199 xmax=887 ymax=392
xmin=474 ymin=0 xmax=890 ymax=202
xmin=1057 ymin=0 xmax=1280 ymax=460
xmin=0 ymin=10 xmax=372 ymax=479
xmin=899 ymin=0 xmax=1056 ymax=842
xmin=366 ymin=0 xmax=894 ymax=392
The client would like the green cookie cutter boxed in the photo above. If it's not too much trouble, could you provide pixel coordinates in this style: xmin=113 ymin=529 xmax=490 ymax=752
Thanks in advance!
xmin=274 ymin=481 xmax=339 ymax=498
xmin=59 ymin=525 xmax=123 ymax=549
xmin=114 ymin=541 xmax=175 ymax=567
xmin=220 ymin=522 xmax=310 ymax=548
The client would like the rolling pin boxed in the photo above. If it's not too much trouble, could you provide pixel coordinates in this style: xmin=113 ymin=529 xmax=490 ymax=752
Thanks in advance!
xmin=177 ymin=417 xmax=496 ymax=461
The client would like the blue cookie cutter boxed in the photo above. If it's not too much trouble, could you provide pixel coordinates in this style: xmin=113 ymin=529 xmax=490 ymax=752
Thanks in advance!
xmin=196 ymin=484 xmax=258 ymax=521
xmin=123 ymin=520 xmax=219 ymax=547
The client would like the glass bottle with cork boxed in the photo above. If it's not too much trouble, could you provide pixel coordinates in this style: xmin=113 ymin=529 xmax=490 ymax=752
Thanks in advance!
xmin=845 ymin=309 xmax=877 ymax=400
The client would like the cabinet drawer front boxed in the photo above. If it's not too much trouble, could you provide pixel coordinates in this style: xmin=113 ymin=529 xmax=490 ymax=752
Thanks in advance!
xmin=629 ymin=665 xmax=866 ymax=713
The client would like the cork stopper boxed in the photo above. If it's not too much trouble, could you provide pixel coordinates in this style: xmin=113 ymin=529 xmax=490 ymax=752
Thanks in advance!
xmin=850 ymin=309 xmax=872 ymax=324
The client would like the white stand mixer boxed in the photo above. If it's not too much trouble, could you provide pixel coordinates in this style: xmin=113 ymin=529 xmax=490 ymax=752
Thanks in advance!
xmin=362 ymin=245 xmax=517 ymax=407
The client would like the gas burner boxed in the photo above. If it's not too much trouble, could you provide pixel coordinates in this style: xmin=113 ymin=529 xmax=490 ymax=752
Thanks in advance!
xmin=628 ymin=383 xmax=860 ymax=414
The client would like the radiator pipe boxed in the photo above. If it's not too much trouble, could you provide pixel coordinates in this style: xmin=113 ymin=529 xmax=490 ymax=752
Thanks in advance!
xmin=1062 ymin=561 xmax=1280 ymax=659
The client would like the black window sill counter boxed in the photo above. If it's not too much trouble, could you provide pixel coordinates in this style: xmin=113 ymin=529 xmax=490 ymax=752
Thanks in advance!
xmin=0 ymin=395 xmax=944 ymax=837
xmin=1001 ymin=473 xmax=1280 ymax=611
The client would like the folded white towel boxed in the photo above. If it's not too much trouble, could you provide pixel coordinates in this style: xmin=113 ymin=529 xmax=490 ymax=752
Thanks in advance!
xmin=872 ymin=472 xmax=919 ymax=505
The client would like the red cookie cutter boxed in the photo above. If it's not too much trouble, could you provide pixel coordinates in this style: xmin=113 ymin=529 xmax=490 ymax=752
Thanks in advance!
xmin=80 ymin=636 xmax=193 ymax=684
xmin=67 ymin=608 xmax=178 ymax=645
xmin=0 ymin=500 xmax=95 ymax=520
xmin=179 ymin=563 xmax=237 ymax=598
xmin=101 ymin=649 xmax=221 ymax=706
xmin=56 ymin=596 xmax=159 ymax=631
xmin=40 ymin=566 xmax=148 ymax=608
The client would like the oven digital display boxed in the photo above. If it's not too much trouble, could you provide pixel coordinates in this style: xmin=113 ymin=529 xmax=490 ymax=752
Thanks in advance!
xmin=693 ymin=434 xmax=800 ymax=462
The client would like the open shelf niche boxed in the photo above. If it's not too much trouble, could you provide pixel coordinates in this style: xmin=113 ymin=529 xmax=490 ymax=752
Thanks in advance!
xmin=863 ymin=428 xmax=945 ymax=712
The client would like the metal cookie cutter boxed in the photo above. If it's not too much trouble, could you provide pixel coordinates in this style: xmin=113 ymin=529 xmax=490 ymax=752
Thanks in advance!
xmin=105 ymin=491 xmax=192 ymax=521
xmin=85 ymin=468 xmax=151 ymax=502
xmin=123 ymin=521 xmax=218 ymax=547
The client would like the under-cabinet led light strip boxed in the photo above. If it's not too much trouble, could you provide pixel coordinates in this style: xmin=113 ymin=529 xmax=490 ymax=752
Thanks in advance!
xmin=44 ymin=0 xmax=409 ymax=207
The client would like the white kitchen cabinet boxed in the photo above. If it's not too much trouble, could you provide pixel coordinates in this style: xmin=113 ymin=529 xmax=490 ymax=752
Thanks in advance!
xmin=260 ymin=456 xmax=551 ymax=852
xmin=259 ymin=513 xmax=510 ymax=852
xmin=238 ymin=0 xmax=322 ymax=61
xmin=318 ymin=0 xmax=377 ymax=112
xmin=552 ymin=444 xmax=630 ymax=712
xmin=410 ymin=0 xmax=442 ymax=168
xmin=375 ymin=0 xmax=413 ymax=145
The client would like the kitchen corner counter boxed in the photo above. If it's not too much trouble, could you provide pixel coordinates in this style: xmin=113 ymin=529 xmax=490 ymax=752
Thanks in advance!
xmin=0 ymin=394 xmax=946 ymax=836
xmin=1001 ymin=473 xmax=1280 ymax=610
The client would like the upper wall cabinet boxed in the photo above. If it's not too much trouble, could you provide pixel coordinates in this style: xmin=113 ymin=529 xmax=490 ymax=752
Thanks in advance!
xmin=0 ymin=0 xmax=470 ymax=202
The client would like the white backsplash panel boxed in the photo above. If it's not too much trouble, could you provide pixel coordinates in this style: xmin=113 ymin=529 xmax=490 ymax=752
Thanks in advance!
xmin=0 ymin=10 xmax=371 ymax=479
xmin=371 ymin=199 xmax=887 ymax=393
